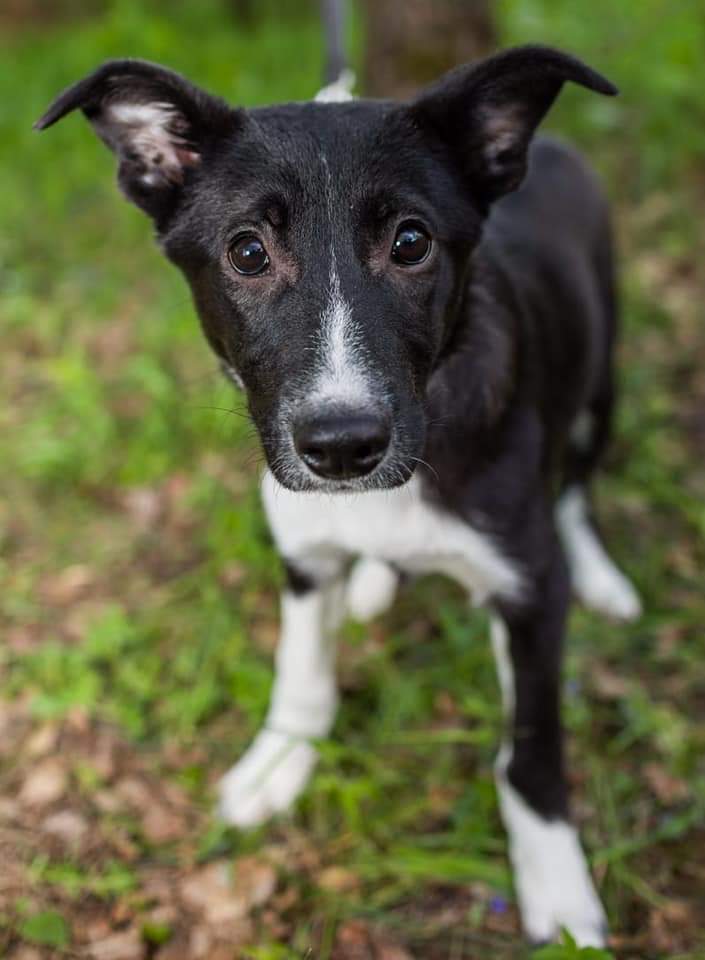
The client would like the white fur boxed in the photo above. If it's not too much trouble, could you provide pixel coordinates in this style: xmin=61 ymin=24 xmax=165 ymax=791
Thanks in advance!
xmin=346 ymin=557 xmax=399 ymax=621
xmin=556 ymin=486 xmax=641 ymax=621
xmin=262 ymin=472 xmax=523 ymax=606
xmin=492 ymin=614 xmax=607 ymax=946
xmin=219 ymin=584 xmax=344 ymax=827
xmin=496 ymin=774 xmax=607 ymax=947
xmin=219 ymin=730 xmax=319 ymax=828
xmin=314 ymin=69 xmax=356 ymax=103
xmin=490 ymin=616 xmax=514 ymax=720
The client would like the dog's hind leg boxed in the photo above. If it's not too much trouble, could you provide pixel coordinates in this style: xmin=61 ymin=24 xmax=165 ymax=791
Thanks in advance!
xmin=556 ymin=482 xmax=641 ymax=621
xmin=492 ymin=547 xmax=608 ymax=947
xmin=558 ymin=241 xmax=641 ymax=622
xmin=219 ymin=564 xmax=344 ymax=828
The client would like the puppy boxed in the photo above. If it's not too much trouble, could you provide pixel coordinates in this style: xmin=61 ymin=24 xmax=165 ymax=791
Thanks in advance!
xmin=37 ymin=45 xmax=641 ymax=945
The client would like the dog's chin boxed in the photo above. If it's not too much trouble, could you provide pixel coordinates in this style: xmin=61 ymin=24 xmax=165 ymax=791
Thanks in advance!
xmin=267 ymin=456 xmax=418 ymax=495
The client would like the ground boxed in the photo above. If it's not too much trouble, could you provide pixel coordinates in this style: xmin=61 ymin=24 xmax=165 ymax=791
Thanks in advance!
xmin=1 ymin=2 xmax=704 ymax=958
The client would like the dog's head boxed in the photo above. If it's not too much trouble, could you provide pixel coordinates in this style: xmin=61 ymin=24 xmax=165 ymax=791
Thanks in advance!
xmin=36 ymin=46 xmax=615 ymax=492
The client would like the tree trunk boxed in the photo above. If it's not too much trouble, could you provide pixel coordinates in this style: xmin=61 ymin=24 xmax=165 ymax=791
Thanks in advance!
xmin=361 ymin=0 xmax=497 ymax=99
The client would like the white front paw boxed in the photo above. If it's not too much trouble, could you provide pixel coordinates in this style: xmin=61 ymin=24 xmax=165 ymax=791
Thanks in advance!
xmin=346 ymin=557 xmax=399 ymax=622
xmin=498 ymin=778 xmax=607 ymax=947
xmin=218 ymin=729 xmax=318 ymax=828
xmin=517 ymin=858 xmax=607 ymax=947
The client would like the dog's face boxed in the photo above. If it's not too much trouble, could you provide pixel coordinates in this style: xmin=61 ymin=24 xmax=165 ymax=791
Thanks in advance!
xmin=36 ymin=48 xmax=615 ymax=492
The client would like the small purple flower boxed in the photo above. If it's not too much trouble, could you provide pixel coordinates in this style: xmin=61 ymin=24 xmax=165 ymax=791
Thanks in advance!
xmin=489 ymin=895 xmax=509 ymax=914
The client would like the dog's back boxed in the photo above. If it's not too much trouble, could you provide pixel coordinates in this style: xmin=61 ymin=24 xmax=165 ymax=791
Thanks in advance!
xmin=483 ymin=136 xmax=616 ymax=467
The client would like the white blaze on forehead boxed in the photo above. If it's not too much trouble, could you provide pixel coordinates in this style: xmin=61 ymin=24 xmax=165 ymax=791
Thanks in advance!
xmin=312 ymin=155 xmax=372 ymax=406
xmin=313 ymin=260 xmax=371 ymax=403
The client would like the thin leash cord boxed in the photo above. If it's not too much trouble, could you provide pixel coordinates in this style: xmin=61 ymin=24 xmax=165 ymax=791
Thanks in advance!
xmin=320 ymin=0 xmax=349 ymax=85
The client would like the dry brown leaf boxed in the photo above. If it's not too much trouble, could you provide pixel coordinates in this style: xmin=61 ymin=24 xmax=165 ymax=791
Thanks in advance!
xmin=187 ymin=926 xmax=213 ymax=959
xmin=88 ymin=928 xmax=145 ymax=960
xmin=233 ymin=855 xmax=278 ymax=908
xmin=25 ymin=723 xmax=59 ymax=758
xmin=317 ymin=866 xmax=360 ymax=894
xmin=376 ymin=945 xmax=415 ymax=960
xmin=93 ymin=789 xmax=124 ymax=814
xmin=41 ymin=564 xmax=95 ymax=606
xmin=8 ymin=948 xmax=43 ymax=960
xmin=648 ymin=900 xmax=694 ymax=953
xmin=644 ymin=763 xmax=690 ymax=805
xmin=335 ymin=919 xmax=373 ymax=959
xmin=41 ymin=808 xmax=89 ymax=845
xmin=121 ymin=487 xmax=163 ymax=529
xmin=19 ymin=757 xmax=68 ymax=807
xmin=180 ymin=862 xmax=248 ymax=924
xmin=142 ymin=805 xmax=186 ymax=844
xmin=115 ymin=777 xmax=154 ymax=810
xmin=591 ymin=663 xmax=630 ymax=700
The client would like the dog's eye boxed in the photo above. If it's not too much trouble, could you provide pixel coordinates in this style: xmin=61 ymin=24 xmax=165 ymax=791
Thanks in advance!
xmin=391 ymin=222 xmax=432 ymax=266
xmin=228 ymin=234 xmax=270 ymax=276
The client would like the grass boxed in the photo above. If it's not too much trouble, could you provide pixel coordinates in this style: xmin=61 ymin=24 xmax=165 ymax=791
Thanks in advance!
xmin=1 ymin=1 xmax=704 ymax=958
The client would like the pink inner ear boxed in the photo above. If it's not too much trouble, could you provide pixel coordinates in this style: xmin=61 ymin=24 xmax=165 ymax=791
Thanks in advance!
xmin=481 ymin=104 xmax=524 ymax=160
xmin=100 ymin=100 xmax=201 ymax=186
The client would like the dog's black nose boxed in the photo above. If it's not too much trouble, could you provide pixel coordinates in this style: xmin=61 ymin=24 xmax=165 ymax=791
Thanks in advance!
xmin=294 ymin=412 xmax=391 ymax=480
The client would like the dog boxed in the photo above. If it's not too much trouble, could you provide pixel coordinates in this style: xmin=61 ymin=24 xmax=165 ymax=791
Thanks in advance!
xmin=36 ymin=43 xmax=642 ymax=946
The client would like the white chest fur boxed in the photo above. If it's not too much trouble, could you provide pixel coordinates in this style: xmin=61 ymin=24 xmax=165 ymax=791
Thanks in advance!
xmin=261 ymin=472 xmax=522 ymax=605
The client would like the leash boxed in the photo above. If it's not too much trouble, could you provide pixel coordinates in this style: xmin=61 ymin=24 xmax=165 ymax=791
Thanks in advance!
xmin=320 ymin=0 xmax=351 ymax=87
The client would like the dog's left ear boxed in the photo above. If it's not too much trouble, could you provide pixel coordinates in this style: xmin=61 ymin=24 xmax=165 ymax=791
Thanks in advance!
xmin=410 ymin=45 xmax=617 ymax=209
xmin=34 ymin=59 xmax=238 ymax=224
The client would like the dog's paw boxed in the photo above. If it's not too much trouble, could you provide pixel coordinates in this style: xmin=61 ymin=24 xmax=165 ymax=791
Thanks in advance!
xmin=518 ymin=861 xmax=608 ymax=948
xmin=346 ymin=557 xmax=398 ymax=622
xmin=498 ymin=777 xmax=607 ymax=948
xmin=573 ymin=558 xmax=642 ymax=622
xmin=218 ymin=730 xmax=318 ymax=828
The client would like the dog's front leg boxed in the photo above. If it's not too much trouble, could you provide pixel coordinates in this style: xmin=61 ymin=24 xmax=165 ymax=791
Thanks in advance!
xmin=219 ymin=563 xmax=345 ymax=828
xmin=492 ymin=545 xmax=607 ymax=947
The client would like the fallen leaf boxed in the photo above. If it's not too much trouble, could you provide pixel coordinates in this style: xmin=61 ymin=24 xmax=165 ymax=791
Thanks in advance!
xmin=644 ymin=763 xmax=690 ymax=805
xmin=88 ymin=929 xmax=144 ymax=960
xmin=19 ymin=758 xmax=68 ymax=807
xmin=121 ymin=487 xmax=163 ymax=529
xmin=591 ymin=663 xmax=630 ymax=700
xmin=41 ymin=809 xmax=89 ymax=845
xmin=180 ymin=862 xmax=248 ymax=924
xmin=41 ymin=564 xmax=95 ymax=606
xmin=142 ymin=804 xmax=186 ymax=844
xmin=233 ymin=855 xmax=277 ymax=908
xmin=648 ymin=900 xmax=694 ymax=953
xmin=25 ymin=723 xmax=59 ymax=758
xmin=317 ymin=866 xmax=360 ymax=894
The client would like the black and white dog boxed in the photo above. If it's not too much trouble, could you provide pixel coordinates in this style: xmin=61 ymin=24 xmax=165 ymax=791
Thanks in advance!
xmin=37 ymin=44 xmax=641 ymax=946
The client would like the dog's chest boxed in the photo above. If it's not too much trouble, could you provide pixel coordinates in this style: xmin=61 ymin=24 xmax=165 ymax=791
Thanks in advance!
xmin=261 ymin=472 xmax=521 ymax=603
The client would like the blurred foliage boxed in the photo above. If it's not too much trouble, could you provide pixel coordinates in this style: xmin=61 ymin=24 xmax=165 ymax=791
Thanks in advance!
xmin=1 ymin=2 xmax=704 ymax=958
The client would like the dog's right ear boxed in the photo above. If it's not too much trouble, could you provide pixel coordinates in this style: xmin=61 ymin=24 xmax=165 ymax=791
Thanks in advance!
xmin=35 ymin=59 xmax=239 ymax=224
